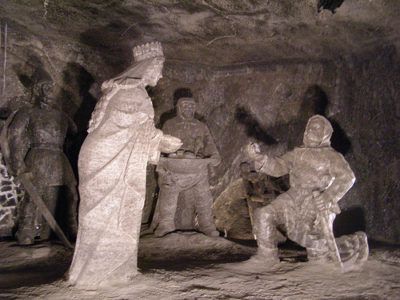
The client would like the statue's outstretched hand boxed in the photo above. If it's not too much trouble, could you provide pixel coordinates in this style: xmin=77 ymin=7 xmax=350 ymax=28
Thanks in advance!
xmin=313 ymin=192 xmax=330 ymax=212
xmin=159 ymin=134 xmax=182 ymax=153
xmin=245 ymin=142 xmax=265 ymax=161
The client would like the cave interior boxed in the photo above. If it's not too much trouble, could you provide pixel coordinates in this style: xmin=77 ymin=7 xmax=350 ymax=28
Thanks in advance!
xmin=0 ymin=0 xmax=399 ymax=299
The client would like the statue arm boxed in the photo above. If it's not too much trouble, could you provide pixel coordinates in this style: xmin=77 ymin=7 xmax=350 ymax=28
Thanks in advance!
xmin=323 ymin=152 xmax=356 ymax=205
xmin=257 ymin=151 xmax=293 ymax=178
xmin=148 ymin=128 xmax=163 ymax=165
xmin=7 ymin=109 xmax=30 ymax=175
xmin=154 ymin=120 xmax=183 ymax=158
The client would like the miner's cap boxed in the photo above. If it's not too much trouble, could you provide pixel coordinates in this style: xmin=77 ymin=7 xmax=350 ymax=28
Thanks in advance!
xmin=177 ymin=97 xmax=196 ymax=106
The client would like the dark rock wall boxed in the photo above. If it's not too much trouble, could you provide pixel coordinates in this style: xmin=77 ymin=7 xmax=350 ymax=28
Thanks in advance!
xmin=332 ymin=46 xmax=400 ymax=244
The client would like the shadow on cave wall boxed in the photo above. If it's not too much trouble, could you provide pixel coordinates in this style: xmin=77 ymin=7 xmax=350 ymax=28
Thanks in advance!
xmin=79 ymin=2 xmax=149 ymax=74
xmin=61 ymin=62 xmax=97 ymax=176
xmin=300 ymin=85 xmax=352 ymax=154
xmin=318 ymin=0 xmax=345 ymax=13
xmin=249 ymin=85 xmax=352 ymax=154
xmin=80 ymin=21 xmax=133 ymax=73
xmin=234 ymin=106 xmax=278 ymax=145
xmin=334 ymin=207 xmax=366 ymax=236
xmin=61 ymin=62 xmax=96 ymax=130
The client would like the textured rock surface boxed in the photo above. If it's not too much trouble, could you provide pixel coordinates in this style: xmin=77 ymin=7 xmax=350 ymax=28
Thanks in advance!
xmin=0 ymin=0 xmax=399 ymax=243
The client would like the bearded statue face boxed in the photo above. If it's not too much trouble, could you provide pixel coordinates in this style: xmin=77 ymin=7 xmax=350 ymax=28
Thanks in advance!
xmin=303 ymin=115 xmax=333 ymax=148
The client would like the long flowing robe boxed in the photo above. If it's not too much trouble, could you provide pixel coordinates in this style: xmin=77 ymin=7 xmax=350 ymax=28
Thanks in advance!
xmin=68 ymin=83 xmax=162 ymax=287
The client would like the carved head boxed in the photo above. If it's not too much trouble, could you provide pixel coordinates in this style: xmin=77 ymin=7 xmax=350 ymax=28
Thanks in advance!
xmin=177 ymin=97 xmax=196 ymax=120
xmin=142 ymin=57 xmax=165 ymax=87
xmin=33 ymin=79 xmax=53 ymax=99
xmin=89 ymin=42 xmax=164 ymax=133
xmin=274 ymin=83 xmax=292 ymax=102
xmin=34 ymin=80 xmax=60 ymax=109
xmin=303 ymin=115 xmax=333 ymax=147
xmin=239 ymin=162 xmax=251 ymax=175
xmin=40 ymin=81 xmax=55 ymax=97
xmin=133 ymin=42 xmax=165 ymax=87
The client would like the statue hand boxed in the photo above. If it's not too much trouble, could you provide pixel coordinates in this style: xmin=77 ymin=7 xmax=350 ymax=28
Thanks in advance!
xmin=245 ymin=142 xmax=264 ymax=161
xmin=159 ymin=135 xmax=183 ymax=153
xmin=314 ymin=193 xmax=330 ymax=212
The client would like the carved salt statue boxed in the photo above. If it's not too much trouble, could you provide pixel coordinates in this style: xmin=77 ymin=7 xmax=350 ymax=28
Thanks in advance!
xmin=68 ymin=42 xmax=182 ymax=287
xmin=152 ymin=97 xmax=221 ymax=237
xmin=244 ymin=115 xmax=368 ymax=271
xmin=4 ymin=80 xmax=78 ymax=245
xmin=213 ymin=162 xmax=287 ymax=240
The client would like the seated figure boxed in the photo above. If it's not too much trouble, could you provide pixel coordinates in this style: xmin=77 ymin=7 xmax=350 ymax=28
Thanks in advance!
xmin=244 ymin=115 xmax=368 ymax=270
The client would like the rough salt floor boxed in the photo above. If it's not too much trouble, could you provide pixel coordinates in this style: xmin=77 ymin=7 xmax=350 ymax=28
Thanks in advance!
xmin=0 ymin=233 xmax=399 ymax=299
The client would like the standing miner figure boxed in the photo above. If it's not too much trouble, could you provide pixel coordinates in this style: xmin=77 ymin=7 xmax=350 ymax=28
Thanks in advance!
xmin=5 ymin=80 xmax=78 ymax=245
xmin=153 ymin=97 xmax=221 ymax=237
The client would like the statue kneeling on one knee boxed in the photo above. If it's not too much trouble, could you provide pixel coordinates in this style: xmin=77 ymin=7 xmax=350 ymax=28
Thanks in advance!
xmin=244 ymin=115 xmax=368 ymax=271
xmin=152 ymin=97 xmax=221 ymax=238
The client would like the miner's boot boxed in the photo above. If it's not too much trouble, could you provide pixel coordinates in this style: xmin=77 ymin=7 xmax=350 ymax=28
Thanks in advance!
xmin=223 ymin=208 xmax=280 ymax=272
xmin=354 ymin=231 xmax=369 ymax=264
xmin=222 ymin=243 xmax=279 ymax=272
xmin=247 ymin=244 xmax=280 ymax=265
xmin=248 ymin=208 xmax=280 ymax=267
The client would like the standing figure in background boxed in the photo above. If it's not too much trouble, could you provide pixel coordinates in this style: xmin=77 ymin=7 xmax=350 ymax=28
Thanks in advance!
xmin=68 ymin=42 xmax=182 ymax=288
xmin=152 ymin=97 xmax=221 ymax=238
xmin=244 ymin=115 xmax=368 ymax=270
xmin=4 ymin=79 xmax=78 ymax=245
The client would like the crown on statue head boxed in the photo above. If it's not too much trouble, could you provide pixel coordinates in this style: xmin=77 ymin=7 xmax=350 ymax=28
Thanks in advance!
xmin=133 ymin=42 xmax=164 ymax=62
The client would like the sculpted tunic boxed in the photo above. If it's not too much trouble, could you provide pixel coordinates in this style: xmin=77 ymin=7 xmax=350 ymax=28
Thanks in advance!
xmin=162 ymin=116 xmax=220 ymax=159
xmin=8 ymin=106 xmax=76 ymax=187
xmin=255 ymin=146 xmax=354 ymax=247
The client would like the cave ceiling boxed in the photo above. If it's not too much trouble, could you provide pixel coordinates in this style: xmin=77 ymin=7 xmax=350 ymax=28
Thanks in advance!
xmin=1 ymin=0 xmax=400 ymax=67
